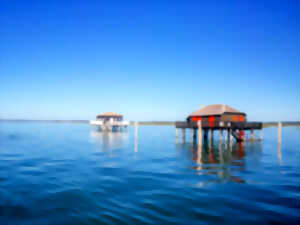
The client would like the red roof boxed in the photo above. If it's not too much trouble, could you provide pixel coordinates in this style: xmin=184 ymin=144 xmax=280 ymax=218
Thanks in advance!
xmin=189 ymin=104 xmax=245 ymax=117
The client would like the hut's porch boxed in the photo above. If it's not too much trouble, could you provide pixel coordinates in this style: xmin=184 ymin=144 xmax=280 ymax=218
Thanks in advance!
xmin=175 ymin=121 xmax=262 ymax=130
xmin=175 ymin=121 xmax=263 ymax=142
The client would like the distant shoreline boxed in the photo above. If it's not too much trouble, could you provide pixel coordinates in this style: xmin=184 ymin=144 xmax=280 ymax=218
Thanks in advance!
xmin=0 ymin=119 xmax=300 ymax=127
xmin=0 ymin=119 xmax=89 ymax=124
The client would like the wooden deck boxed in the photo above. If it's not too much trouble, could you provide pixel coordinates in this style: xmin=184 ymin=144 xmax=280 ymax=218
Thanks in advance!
xmin=175 ymin=121 xmax=263 ymax=130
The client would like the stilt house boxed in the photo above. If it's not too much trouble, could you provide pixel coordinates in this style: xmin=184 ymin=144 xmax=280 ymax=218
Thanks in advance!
xmin=187 ymin=104 xmax=247 ymax=124
xmin=96 ymin=112 xmax=123 ymax=122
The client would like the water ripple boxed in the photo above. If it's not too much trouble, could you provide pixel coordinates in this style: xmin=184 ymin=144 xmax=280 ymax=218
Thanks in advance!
xmin=0 ymin=123 xmax=300 ymax=224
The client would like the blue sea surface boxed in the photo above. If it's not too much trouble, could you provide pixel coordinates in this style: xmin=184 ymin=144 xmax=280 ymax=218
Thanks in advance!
xmin=0 ymin=122 xmax=299 ymax=225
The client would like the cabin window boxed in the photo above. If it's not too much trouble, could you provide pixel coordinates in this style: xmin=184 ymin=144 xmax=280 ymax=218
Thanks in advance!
xmin=208 ymin=116 xmax=214 ymax=127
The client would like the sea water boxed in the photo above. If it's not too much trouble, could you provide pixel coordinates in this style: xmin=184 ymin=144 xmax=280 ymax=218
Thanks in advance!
xmin=0 ymin=122 xmax=299 ymax=224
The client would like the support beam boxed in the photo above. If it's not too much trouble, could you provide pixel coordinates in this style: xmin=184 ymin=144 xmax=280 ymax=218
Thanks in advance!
xmin=219 ymin=129 xmax=223 ymax=147
xmin=175 ymin=128 xmax=178 ymax=138
xmin=210 ymin=129 xmax=214 ymax=142
xmin=134 ymin=121 xmax=138 ymax=152
xmin=192 ymin=128 xmax=197 ymax=142
xmin=278 ymin=141 xmax=282 ymax=165
xmin=204 ymin=129 xmax=208 ymax=141
xmin=198 ymin=120 xmax=202 ymax=147
xmin=227 ymin=129 xmax=230 ymax=143
xmin=229 ymin=129 xmax=233 ymax=145
xmin=278 ymin=122 xmax=282 ymax=143
xmin=181 ymin=128 xmax=185 ymax=143
xmin=260 ymin=129 xmax=263 ymax=140
xmin=220 ymin=129 xmax=223 ymax=142
xmin=250 ymin=129 xmax=254 ymax=141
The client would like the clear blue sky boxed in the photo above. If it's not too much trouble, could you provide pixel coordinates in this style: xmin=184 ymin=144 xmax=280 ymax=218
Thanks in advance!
xmin=0 ymin=0 xmax=299 ymax=121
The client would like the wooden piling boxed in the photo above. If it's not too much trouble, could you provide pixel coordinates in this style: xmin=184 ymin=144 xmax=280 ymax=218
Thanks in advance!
xmin=260 ymin=129 xmax=263 ymax=140
xmin=204 ymin=129 xmax=208 ymax=141
xmin=192 ymin=128 xmax=197 ymax=142
xmin=278 ymin=141 xmax=282 ymax=165
xmin=229 ymin=129 xmax=233 ymax=145
xmin=278 ymin=122 xmax=282 ymax=143
xmin=219 ymin=129 xmax=223 ymax=147
xmin=175 ymin=128 xmax=178 ymax=138
xmin=227 ymin=129 xmax=230 ymax=143
xmin=250 ymin=129 xmax=254 ymax=141
xmin=220 ymin=129 xmax=223 ymax=142
xmin=134 ymin=121 xmax=138 ymax=152
xmin=198 ymin=120 xmax=202 ymax=147
xmin=181 ymin=128 xmax=185 ymax=143
xmin=175 ymin=120 xmax=263 ymax=145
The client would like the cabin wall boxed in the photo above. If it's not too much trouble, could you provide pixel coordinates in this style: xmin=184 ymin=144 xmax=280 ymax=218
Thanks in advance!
xmin=96 ymin=116 xmax=123 ymax=122
xmin=188 ymin=114 xmax=247 ymax=123
xmin=188 ymin=115 xmax=221 ymax=124
xmin=221 ymin=114 xmax=246 ymax=122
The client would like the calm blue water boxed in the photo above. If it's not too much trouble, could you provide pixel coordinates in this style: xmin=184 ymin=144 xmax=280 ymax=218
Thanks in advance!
xmin=0 ymin=122 xmax=299 ymax=225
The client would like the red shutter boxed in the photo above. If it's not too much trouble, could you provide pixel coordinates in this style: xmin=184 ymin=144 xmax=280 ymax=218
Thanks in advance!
xmin=209 ymin=116 xmax=214 ymax=127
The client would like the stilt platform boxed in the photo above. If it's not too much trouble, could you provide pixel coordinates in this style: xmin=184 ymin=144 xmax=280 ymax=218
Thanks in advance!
xmin=90 ymin=120 xmax=129 ymax=131
xmin=175 ymin=121 xmax=262 ymax=130
xmin=175 ymin=121 xmax=263 ymax=143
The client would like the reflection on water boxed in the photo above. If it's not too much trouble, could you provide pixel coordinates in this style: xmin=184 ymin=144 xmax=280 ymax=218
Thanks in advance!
xmin=177 ymin=139 xmax=264 ymax=183
xmin=278 ymin=141 xmax=282 ymax=165
xmin=1 ymin=123 xmax=300 ymax=225
xmin=90 ymin=128 xmax=129 ymax=151
xmin=90 ymin=125 xmax=139 ymax=153
xmin=134 ymin=123 xmax=138 ymax=152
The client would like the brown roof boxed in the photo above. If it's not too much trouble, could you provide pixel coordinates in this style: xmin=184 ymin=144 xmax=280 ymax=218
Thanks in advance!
xmin=97 ymin=112 xmax=123 ymax=117
xmin=189 ymin=104 xmax=244 ymax=117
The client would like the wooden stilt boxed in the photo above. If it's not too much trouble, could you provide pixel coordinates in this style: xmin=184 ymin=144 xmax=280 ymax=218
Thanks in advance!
xmin=134 ymin=121 xmax=138 ymax=152
xmin=219 ymin=129 xmax=223 ymax=148
xmin=220 ymin=129 xmax=223 ymax=142
xmin=278 ymin=122 xmax=282 ymax=143
xmin=250 ymin=129 xmax=254 ymax=141
xmin=227 ymin=129 xmax=230 ymax=143
xmin=260 ymin=129 xmax=263 ymax=140
xmin=175 ymin=128 xmax=178 ymax=138
xmin=204 ymin=129 xmax=208 ymax=141
xmin=181 ymin=128 xmax=185 ymax=143
xmin=278 ymin=141 xmax=282 ymax=165
xmin=193 ymin=128 xmax=197 ymax=142
xmin=175 ymin=120 xmax=263 ymax=146
xmin=198 ymin=121 xmax=202 ymax=147
xmin=219 ymin=139 xmax=224 ymax=164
